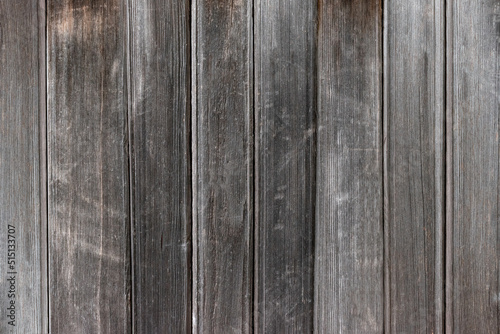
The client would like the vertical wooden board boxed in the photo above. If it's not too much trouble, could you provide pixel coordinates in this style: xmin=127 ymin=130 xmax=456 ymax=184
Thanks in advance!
xmin=385 ymin=0 xmax=445 ymax=332
xmin=194 ymin=0 xmax=253 ymax=332
xmin=47 ymin=1 xmax=131 ymax=333
xmin=129 ymin=0 xmax=191 ymax=332
xmin=314 ymin=0 xmax=383 ymax=332
xmin=254 ymin=0 xmax=315 ymax=332
xmin=448 ymin=0 xmax=500 ymax=332
xmin=0 ymin=1 xmax=46 ymax=333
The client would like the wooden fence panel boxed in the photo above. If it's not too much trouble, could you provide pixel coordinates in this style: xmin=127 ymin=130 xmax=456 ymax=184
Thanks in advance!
xmin=447 ymin=0 xmax=500 ymax=331
xmin=0 ymin=0 xmax=497 ymax=332
xmin=314 ymin=1 xmax=384 ymax=332
xmin=47 ymin=1 xmax=131 ymax=332
xmin=254 ymin=0 xmax=316 ymax=332
xmin=0 ymin=1 xmax=46 ymax=333
xmin=129 ymin=0 xmax=192 ymax=332
xmin=193 ymin=0 xmax=253 ymax=332
xmin=385 ymin=0 xmax=445 ymax=332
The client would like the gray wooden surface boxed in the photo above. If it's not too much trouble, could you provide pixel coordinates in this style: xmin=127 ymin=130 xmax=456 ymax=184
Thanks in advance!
xmin=314 ymin=0 xmax=383 ymax=332
xmin=447 ymin=0 xmax=500 ymax=332
xmin=1 ymin=0 xmax=500 ymax=333
xmin=47 ymin=0 xmax=131 ymax=332
xmin=0 ymin=1 xmax=46 ymax=333
xmin=193 ymin=0 xmax=253 ymax=332
xmin=129 ymin=0 xmax=191 ymax=332
xmin=254 ymin=0 xmax=316 ymax=332
xmin=385 ymin=0 xmax=445 ymax=332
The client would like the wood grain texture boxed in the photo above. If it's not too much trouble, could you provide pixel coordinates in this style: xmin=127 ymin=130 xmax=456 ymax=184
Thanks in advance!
xmin=193 ymin=0 xmax=253 ymax=332
xmin=254 ymin=0 xmax=316 ymax=332
xmin=314 ymin=0 xmax=383 ymax=332
xmin=47 ymin=1 xmax=131 ymax=333
xmin=447 ymin=0 xmax=500 ymax=332
xmin=385 ymin=0 xmax=445 ymax=332
xmin=129 ymin=0 xmax=191 ymax=332
xmin=0 ymin=1 xmax=46 ymax=332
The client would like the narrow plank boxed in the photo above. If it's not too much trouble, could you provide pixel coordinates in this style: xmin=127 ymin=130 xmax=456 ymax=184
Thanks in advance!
xmin=314 ymin=0 xmax=383 ymax=332
xmin=0 ymin=1 xmax=46 ymax=332
xmin=39 ymin=0 xmax=49 ymax=333
xmin=447 ymin=0 xmax=500 ymax=332
xmin=193 ymin=0 xmax=253 ymax=332
xmin=254 ymin=0 xmax=316 ymax=332
xmin=47 ymin=1 xmax=131 ymax=333
xmin=385 ymin=0 xmax=445 ymax=332
xmin=129 ymin=0 xmax=191 ymax=332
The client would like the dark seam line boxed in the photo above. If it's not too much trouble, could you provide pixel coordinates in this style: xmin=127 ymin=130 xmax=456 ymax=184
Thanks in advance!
xmin=381 ymin=0 xmax=389 ymax=332
xmin=311 ymin=0 xmax=320 ymax=332
xmin=40 ymin=0 xmax=49 ymax=332
xmin=444 ymin=0 xmax=453 ymax=331
xmin=191 ymin=0 xmax=198 ymax=331
xmin=187 ymin=1 xmax=194 ymax=332
xmin=125 ymin=0 xmax=135 ymax=332
xmin=442 ymin=0 xmax=447 ymax=331
xmin=251 ymin=0 xmax=257 ymax=332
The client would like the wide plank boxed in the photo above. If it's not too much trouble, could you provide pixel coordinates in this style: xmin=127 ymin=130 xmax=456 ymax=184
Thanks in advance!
xmin=254 ymin=0 xmax=316 ymax=332
xmin=0 ymin=1 xmax=46 ymax=332
xmin=447 ymin=0 xmax=500 ymax=332
xmin=129 ymin=0 xmax=191 ymax=332
xmin=314 ymin=0 xmax=383 ymax=332
xmin=193 ymin=0 xmax=253 ymax=332
xmin=47 ymin=1 xmax=131 ymax=332
xmin=385 ymin=0 xmax=445 ymax=332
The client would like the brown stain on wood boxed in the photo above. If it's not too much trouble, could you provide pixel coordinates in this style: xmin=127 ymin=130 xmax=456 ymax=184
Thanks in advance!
xmin=51 ymin=0 xmax=119 ymax=41
xmin=318 ymin=0 xmax=380 ymax=32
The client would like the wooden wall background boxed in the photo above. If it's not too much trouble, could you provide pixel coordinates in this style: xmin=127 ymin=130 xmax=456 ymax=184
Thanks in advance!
xmin=0 ymin=0 xmax=497 ymax=333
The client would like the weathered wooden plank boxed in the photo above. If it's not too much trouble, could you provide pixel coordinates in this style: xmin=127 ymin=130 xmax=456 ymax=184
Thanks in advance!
xmin=129 ymin=0 xmax=191 ymax=332
xmin=0 ymin=1 xmax=46 ymax=332
xmin=385 ymin=0 xmax=445 ymax=332
xmin=47 ymin=1 xmax=131 ymax=333
xmin=254 ymin=0 xmax=316 ymax=332
xmin=39 ymin=0 xmax=49 ymax=333
xmin=447 ymin=0 xmax=500 ymax=332
xmin=314 ymin=0 xmax=383 ymax=332
xmin=193 ymin=0 xmax=253 ymax=332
